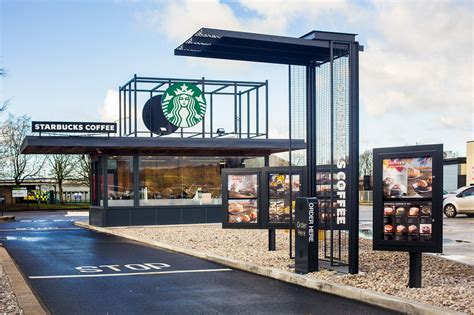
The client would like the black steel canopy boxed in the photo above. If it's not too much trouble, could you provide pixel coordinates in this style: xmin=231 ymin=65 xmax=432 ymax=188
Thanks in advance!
xmin=175 ymin=28 xmax=361 ymax=66
xmin=21 ymin=136 xmax=305 ymax=156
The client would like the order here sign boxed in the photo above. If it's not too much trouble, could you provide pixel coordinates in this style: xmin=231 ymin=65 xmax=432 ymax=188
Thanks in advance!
xmin=32 ymin=121 xmax=117 ymax=133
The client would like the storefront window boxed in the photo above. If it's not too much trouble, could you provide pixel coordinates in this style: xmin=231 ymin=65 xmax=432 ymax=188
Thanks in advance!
xmin=139 ymin=156 xmax=224 ymax=206
xmin=107 ymin=156 xmax=134 ymax=207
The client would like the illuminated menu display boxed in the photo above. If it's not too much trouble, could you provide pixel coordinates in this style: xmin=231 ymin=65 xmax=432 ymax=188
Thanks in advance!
xmin=373 ymin=145 xmax=442 ymax=253
xmin=382 ymin=157 xmax=433 ymax=242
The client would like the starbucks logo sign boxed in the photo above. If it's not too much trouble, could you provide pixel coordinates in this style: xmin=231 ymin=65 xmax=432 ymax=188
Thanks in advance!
xmin=161 ymin=83 xmax=206 ymax=128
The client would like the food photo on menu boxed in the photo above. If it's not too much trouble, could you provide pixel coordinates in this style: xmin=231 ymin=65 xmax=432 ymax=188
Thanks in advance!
xmin=269 ymin=199 xmax=290 ymax=223
xmin=268 ymin=174 xmax=289 ymax=198
xmin=383 ymin=201 xmax=433 ymax=242
xmin=228 ymin=199 xmax=258 ymax=223
xmin=383 ymin=157 xmax=433 ymax=199
xmin=228 ymin=174 xmax=258 ymax=199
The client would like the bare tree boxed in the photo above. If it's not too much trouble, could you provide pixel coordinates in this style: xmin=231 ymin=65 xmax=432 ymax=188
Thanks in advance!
xmin=0 ymin=114 xmax=45 ymax=184
xmin=48 ymin=154 xmax=76 ymax=204
xmin=0 ymin=68 xmax=8 ymax=113
xmin=77 ymin=154 xmax=91 ymax=187
xmin=359 ymin=149 xmax=373 ymax=178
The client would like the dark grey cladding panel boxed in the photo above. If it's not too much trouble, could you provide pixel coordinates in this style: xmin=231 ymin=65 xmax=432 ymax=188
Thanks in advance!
xmin=21 ymin=136 xmax=305 ymax=156
xmin=131 ymin=208 xmax=157 ymax=226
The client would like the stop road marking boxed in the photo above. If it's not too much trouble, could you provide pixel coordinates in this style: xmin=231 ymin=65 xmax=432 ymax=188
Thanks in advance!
xmin=76 ymin=263 xmax=171 ymax=273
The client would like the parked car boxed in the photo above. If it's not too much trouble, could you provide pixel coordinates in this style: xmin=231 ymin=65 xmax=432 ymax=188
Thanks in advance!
xmin=443 ymin=186 xmax=474 ymax=218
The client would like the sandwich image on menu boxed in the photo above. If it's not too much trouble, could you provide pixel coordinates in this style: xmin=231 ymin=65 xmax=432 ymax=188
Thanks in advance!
xmin=228 ymin=199 xmax=258 ymax=223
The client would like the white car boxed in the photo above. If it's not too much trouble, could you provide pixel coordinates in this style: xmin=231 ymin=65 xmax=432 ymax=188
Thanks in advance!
xmin=443 ymin=186 xmax=474 ymax=218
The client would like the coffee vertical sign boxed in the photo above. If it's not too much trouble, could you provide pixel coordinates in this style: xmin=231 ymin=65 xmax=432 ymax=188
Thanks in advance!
xmin=295 ymin=197 xmax=319 ymax=274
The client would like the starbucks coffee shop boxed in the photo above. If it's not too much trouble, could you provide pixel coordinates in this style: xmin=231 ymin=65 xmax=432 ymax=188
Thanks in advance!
xmin=21 ymin=27 xmax=364 ymax=274
xmin=21 ymin=76 xmax=304 ymax=227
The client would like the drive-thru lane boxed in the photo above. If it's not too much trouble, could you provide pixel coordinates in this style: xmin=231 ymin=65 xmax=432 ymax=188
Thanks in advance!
xmin=0 ymin=212 xmax=397 ymax=314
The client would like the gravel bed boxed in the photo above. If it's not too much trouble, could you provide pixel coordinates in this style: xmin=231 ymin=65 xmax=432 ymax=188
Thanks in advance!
xmin=115 ymin=225 xmax=474 ymax=314
xmin=0 ymin=263 xmax=22 ymax=314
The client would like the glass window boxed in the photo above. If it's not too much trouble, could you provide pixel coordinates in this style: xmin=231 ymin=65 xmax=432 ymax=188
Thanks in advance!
xmin=139 ymin=156 xmax=224 ymax=206
xmin=107 ymin=156 xmax=134 ymax=207
xmin=91 ymin=160 xmax=104 ymax=207
xmin=462 ymin=188 xmax=474 ymax=197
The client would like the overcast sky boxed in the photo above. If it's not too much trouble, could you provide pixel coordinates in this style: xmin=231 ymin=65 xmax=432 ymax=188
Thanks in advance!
xmin=1 ymin=0 xmax=473 ymax=155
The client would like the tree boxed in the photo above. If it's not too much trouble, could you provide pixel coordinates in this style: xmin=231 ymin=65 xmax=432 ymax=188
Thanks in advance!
xmin=0 ymin=114 xmax=45 ymax=184
xmin=359 ymin=149 xmax=373 ymax=178
xmin=48 ymin=154 xmax=76 ymax=204
xmin=0 ymin=68 xmax=8 ymax=113
xmin=77 ymin=154 xmax=91 ymax=187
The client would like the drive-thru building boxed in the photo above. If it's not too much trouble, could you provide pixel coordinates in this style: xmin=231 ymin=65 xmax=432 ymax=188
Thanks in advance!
xmin=21 ymin=28 xmax=363 ymax=274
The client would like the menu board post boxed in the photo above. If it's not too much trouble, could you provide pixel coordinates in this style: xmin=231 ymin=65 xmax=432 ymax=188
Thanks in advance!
xmin=409 ymin=252 xmax=422 ymax=288
xmin=373 ymin=144 xmax=443 ymax=288
xmin=268 ymin=229 xmax=276 ymax=251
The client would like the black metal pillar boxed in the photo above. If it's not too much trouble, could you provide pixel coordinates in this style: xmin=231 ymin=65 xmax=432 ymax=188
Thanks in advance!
xmin=265 ymin=80 xmax=269 ymax=139
xmin=268 ymin=228 xmax=276 ymax=251
xmin=306 ymin=65 xmax=316 ymax=198
xmin=134 ymin=74 xmax=137 ymax=137
xmin=118 ymin=86 xmax=122 ymax=136
xmin=210 ymin=94 xmax=213 ymax=137
xmin=409 ymin=252 xmax=422 ymax=288
xmin=348 ymin=42 xmax=360 ymax=274
xmin=202 ymin=77 xmax=205 ymax=138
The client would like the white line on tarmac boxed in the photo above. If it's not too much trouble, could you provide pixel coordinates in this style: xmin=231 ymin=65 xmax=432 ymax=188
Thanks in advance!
xmin=29 ymin=268 xmax=233 ymax=279
xmin=0 ymin=228 xmax=81 ymax=232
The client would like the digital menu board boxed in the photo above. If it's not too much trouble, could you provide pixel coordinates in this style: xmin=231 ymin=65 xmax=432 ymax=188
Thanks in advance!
xmin=383 ymin=157 xmax=433 ymax=199
xmin=382 ymin=157 xmax=433 ymax=242
xmin=373 ymin=145 xmax=443 ymax=253
xmin=268 ymin=173 xmax=301 ymax=223
xmin=226 ymin=173 xmax=259 ymax=224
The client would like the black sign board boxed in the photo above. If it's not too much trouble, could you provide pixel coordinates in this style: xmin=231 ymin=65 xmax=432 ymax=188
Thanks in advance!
xmin=373 ymin=144 xmax=443 ymax=288
xmin=261 ymin=167 xmax=305 ymax=229
xmin=295 ymin=197 xmax=319 ymax=274
xmin=221 ymin=167 xmax=306 ymax=230
xmin=221 ymin=169 xmax=261 ymax=229
xmin=142 ymin=95 xmax=179 ymax=135
xmin=32 ymin=121 xmax=117 ymax=134
xmin=373 ymin=144 xmax=443 ymax=253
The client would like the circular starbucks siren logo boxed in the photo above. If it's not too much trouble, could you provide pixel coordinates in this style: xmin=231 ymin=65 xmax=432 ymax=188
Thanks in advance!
xmin=161 ymin=83 xmax=206 ymax=128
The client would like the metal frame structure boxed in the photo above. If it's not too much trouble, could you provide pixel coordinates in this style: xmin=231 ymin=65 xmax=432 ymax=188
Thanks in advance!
xmin=119 ymin=76 xmax=269 ymax=139
xmin=175 ymin=28 xmax=363 ymax=274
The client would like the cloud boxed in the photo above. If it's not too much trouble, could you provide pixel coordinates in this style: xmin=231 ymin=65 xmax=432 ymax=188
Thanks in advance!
xmin=132 ymin=0 xmax=473 ymax=153
xmin=360 ymin=0 xmax=473 ymax=120
xmin=99 ymin=89 xmax=119 ymax=122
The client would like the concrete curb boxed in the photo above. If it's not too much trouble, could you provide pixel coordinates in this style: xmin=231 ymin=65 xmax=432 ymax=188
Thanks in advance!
xmin=75 ymin=221 xmax=463 ymax=315
xmin=0 ymin=246 xmax=48 ymax=315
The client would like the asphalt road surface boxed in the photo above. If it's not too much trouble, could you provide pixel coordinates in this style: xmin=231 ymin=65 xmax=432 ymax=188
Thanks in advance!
xmin=0 ymin=211 xmax=397 ymax=315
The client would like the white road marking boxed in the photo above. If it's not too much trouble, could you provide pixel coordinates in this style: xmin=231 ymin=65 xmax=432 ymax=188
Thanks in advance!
xmin=29 ymin=268 xmax=232 ymax=279
xmin=19 ymin=219 xmax=75 ymax=222
xmin=0 ymin=227 xmax=81 ymax=232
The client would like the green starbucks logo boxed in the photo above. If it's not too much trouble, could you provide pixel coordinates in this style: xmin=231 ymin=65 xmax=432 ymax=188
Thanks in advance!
xmin=161 ymin=83 xmax=206 ymax=128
